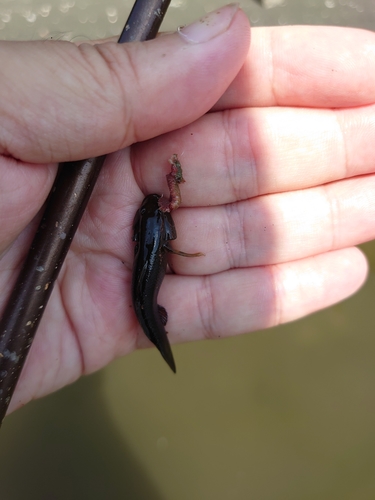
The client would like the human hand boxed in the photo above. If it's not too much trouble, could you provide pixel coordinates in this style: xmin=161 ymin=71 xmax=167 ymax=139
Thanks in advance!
xmin=0 ymin=6 xmax=372 ymax=414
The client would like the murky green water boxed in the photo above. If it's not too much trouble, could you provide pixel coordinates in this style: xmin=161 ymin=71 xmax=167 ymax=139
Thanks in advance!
xmin=1 ymin=0 xmax=375 ymax=40
xmin=1 ymin=1 xmax=375 ymax=498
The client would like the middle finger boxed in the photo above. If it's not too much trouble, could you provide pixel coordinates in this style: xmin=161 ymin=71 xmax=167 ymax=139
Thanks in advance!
xmin=133 ymin=104 xmax=375 ymax=205
xmin=170 ymin=173 xmax=375 ymax=275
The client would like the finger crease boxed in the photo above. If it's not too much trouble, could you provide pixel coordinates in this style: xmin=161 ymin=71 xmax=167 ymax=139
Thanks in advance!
xmin=196 ymin=276 xmax=217 ymax=341
xmin=269 ymin=28 xmax=278 ymax=105
xmin=269 ymin=263 xmax=284 ymax=327
xmin=59 ymin=266 xmax=85 ymax=376
xmin=223 ymin=203 xmax=246 ymax=269
xmin=324 ymin=183 xmax=340 ymax=251
xmin=334 ymin=111 xmax=350 ymax=181
xmin=221 ymin=111 xmax=239 ymax=201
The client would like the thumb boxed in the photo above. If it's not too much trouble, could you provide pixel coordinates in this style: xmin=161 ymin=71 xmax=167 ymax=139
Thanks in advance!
xmin=0 ymin=4 xmax=250 ymax=163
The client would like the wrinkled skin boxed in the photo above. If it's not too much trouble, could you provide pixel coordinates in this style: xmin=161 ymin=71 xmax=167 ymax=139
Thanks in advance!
xmin=1 ymin=8 xmax=375 ymax=414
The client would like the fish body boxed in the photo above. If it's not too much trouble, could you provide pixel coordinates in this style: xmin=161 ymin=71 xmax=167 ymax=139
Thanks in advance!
xmin=132 ymin=194 xmax=177 ymax=373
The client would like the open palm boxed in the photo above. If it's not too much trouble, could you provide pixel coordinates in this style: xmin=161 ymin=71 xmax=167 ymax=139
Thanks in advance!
xmin=1 ymin=9 xmax=374 ymax=414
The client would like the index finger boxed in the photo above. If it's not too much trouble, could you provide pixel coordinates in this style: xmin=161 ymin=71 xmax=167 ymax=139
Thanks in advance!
xmin=215 ymin=25 xmax=375 ymax=110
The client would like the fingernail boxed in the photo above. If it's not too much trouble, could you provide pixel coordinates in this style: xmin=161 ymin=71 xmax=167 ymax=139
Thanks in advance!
xmin=177 ymin=3 xmax=240 ymax=44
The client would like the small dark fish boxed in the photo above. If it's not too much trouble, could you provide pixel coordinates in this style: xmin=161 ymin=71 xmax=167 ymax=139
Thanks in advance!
xmin=132 ymin=194 xmax=202 ymax=372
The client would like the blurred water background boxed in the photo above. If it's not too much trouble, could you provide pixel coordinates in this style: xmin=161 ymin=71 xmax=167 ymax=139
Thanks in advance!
xmin=1 ymin=1 xmax=375 ymax=499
